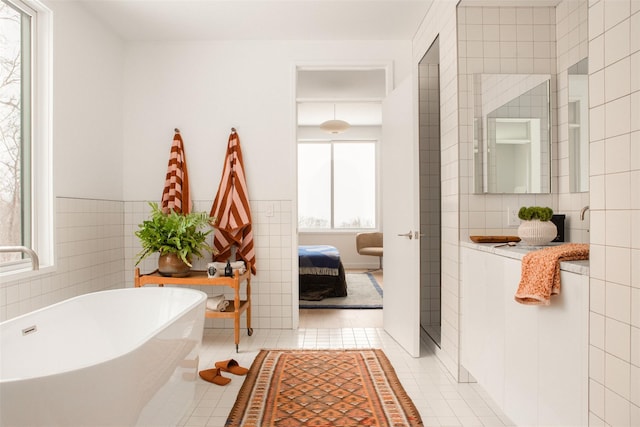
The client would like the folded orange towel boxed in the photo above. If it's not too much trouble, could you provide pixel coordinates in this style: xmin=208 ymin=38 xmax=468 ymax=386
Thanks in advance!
xmin=515 ymin=243 xmax=589 ymax=305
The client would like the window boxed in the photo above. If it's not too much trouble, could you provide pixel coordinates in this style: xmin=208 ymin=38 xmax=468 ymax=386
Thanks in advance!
xmin=1 ymin=0 xmax=32 ymax=264
xmin=0 ymin=0 xmax=52 ymax=274
xmin=298 ymin=140 xmax=377 ymax=230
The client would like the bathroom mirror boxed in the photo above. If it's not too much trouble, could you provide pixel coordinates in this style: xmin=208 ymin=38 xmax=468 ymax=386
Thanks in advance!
xmin=473 ymin=74 xmax=552 ymax=194
xmin=568 ymin=58 xmax=589 ymax=193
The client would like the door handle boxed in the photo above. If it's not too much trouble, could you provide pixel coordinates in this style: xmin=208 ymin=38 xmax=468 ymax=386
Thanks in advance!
xmin=397 ymin=231 xmax=413 ymax=239
xmin=414 ymin=232 xmax=425 ymax=239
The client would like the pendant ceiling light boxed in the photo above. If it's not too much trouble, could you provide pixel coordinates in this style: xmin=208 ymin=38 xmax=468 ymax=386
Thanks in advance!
xmin=320 ymin=104 xmax=350 ymax=134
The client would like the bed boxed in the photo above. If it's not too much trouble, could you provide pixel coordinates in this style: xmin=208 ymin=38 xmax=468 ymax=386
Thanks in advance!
xmin=298 ymin=245 xmax=347 ymax=301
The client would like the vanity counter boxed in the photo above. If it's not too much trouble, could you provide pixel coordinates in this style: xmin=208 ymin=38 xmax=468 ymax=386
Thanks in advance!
xmin=461 ymin=241 xmax=589 ymax=275
xmin=460 ymin=243 xmax=589 ymax=427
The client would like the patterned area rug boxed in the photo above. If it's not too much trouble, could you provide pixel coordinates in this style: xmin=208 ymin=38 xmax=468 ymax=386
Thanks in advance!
xmin=226 ymin=349 xmax=423 ymax=427
xmin=299 ymin=273 xmax=383 ymax=309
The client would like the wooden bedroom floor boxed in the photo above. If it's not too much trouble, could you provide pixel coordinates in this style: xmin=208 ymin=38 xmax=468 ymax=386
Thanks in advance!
xmin=299 ymin=269 xmax=383 ymax=329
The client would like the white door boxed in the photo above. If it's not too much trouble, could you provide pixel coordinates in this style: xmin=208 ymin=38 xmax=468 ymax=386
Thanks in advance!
xmin=382 ymin=77 xmax=421 ymax=357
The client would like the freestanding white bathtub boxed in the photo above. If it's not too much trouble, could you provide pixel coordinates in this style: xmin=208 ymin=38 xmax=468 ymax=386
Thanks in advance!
xmin=0 ymin=287 xmax=207 ymax=427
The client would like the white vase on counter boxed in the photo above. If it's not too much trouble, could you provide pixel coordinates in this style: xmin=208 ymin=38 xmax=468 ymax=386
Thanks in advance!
xmin=517 ymin=219 xmax=557 ymax=246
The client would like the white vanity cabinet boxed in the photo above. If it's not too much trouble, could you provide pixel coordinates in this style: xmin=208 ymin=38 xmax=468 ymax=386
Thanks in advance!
xmin=461 ymin=245 xmax=588 ymax=427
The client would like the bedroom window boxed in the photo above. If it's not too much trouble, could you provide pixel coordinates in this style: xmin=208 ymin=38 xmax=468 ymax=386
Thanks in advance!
xmin=298 ymin=140 xmax=376 ymax=230
xmin=0 ymin=0 xmax=53 ymax=275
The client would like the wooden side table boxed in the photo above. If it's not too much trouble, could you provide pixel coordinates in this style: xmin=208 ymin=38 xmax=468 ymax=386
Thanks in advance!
xmin=134 ymin=267 xmax=253 ymax=352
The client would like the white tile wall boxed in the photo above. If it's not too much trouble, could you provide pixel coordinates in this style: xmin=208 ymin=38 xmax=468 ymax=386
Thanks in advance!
xmin=432 ymin=2 xmax=639 ymax=423
xmin=458 ymin=5 xmax=557 ymax=242
xmin=124 ymin=199 xmax=294 ymax=330
xmin=457 ymin=4 xmax=560 ymax=388
xmin=588 ymin=0 xmax=639 ymax=425
xmin=1 ymin=196 xmax=294 ymax=333
xmin=0 ymin=197 xmax=125 ymax=322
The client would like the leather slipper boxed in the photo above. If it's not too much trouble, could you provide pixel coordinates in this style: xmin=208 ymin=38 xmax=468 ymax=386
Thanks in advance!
xmin=199 ymin=368 xmax=231 ymax=385
xmin=215 ymin=359 xmax=249 ymax=376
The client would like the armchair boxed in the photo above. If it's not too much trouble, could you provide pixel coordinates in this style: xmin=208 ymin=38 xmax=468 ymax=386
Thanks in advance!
xmin=355 ymin=232 xmax=383 ymax=270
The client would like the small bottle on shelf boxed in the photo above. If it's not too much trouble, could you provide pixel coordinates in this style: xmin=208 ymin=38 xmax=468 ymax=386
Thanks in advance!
xmin=224 ymin=260 xmax=232 ymax=277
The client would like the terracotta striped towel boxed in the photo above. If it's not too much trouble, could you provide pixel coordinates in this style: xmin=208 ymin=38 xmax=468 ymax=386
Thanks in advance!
xmin=209 ymin=130 xmax=256 ymax=275
xmin=515 ymin=243 xmax=589 ymax=305
xmin=161 ymin=130 xmax=191 ymax=214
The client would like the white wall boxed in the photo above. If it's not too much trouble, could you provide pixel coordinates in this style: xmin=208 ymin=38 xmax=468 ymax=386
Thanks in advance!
xmin=121 ymin=41 xmax=410 ymax=203
xmin=1 ymin=1 xmax=126 ymax=320
xmin=49 ymin=1 xmax=125 ymax=200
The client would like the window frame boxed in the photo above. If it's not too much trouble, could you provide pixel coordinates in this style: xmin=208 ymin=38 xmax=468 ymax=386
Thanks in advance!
xmin=297 ymin=138 xmax=379 ymax=232
xmin=0 ymin=0 xmax=53 ymax=279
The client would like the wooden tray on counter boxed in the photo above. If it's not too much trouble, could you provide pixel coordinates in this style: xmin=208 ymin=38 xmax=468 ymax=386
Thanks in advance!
xmin=470 ymin=235 xmax=521 ymax=243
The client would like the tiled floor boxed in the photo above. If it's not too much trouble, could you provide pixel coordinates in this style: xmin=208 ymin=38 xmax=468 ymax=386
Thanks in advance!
xmin=180 ymin=326 xmax=514 ymax=427
xmin=299 ymin=307 xmax=383 ymax=328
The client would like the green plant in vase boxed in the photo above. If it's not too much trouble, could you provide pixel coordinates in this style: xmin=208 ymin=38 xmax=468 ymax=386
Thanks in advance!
xmin=517 ymin=206 xmax=553 ymax=221
xmin=135 ymin=202 xmax=215 ymax=276
xmin=517 ymin=206 xmax=557 ymax=246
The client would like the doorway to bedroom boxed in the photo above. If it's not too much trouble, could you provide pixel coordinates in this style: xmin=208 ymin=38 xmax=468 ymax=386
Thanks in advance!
xmin=295 ymin=66 xmax=388 ymax=328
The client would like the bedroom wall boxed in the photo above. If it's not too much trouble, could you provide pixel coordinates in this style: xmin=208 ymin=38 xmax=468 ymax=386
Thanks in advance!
xmin=121 ymin=40 xmax=411 ymax=329
xmin=298 ymin=233 xmax=379 ymax=269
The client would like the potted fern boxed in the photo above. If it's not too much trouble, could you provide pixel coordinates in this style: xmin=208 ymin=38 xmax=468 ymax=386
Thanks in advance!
xmin=135 ymin=202 xmax=214 ymax=277
xmin=517 ymin=206 xmax=557 ymax=246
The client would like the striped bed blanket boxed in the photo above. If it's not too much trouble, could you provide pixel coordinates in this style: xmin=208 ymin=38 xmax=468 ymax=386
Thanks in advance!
xmin=298 ymin=245 xmax=347 ymax=300
xmin=298 ymin=245 xmax=340 ymax=276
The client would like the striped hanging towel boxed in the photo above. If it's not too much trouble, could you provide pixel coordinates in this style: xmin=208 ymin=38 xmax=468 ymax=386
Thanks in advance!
xmin=161 ymin=129 xmax=191 ymax=214
xmin=210 ymin=130 xmax=256 ymax=275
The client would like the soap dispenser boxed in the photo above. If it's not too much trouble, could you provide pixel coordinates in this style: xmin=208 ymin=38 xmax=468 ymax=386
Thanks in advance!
xmin=224 ymin=260 xmax=232 ymax=277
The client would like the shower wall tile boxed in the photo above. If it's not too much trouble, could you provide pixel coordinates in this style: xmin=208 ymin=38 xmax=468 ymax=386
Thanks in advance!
xmin=588 ymin=2 xmax=639 ymax=424
xmin=414 ymin=0 xmax=460 ymax=380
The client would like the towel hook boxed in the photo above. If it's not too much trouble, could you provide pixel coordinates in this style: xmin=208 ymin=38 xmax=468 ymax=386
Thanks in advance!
xmin=231 ymin=127 xmax=237 ymax=133
xmin=174 ymin=128 xmax=180 ymax=133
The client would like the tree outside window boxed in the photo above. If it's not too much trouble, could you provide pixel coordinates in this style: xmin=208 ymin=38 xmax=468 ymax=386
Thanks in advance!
xmin=1 ymin=0 xmax=31 ymax=263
